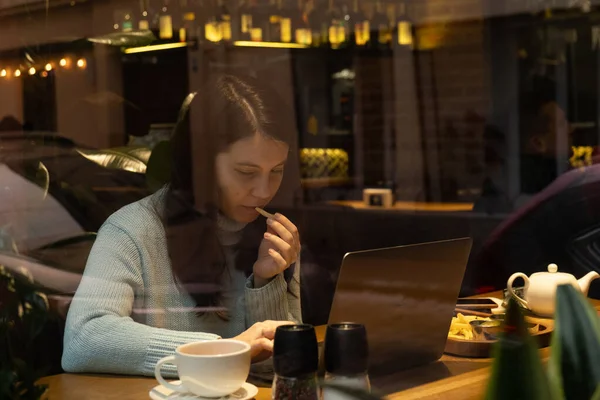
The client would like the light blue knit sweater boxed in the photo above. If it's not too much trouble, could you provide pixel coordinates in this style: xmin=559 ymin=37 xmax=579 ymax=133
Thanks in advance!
xmin=62 ymin=191 xmax=301 ymax=377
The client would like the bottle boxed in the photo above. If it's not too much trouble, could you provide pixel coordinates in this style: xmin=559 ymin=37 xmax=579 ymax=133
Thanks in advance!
xmin=349 ymin=0 xmax=367 ymax=46
xmin=396 ymin=2 xmax=412 ymax=47
xmin=205 ymin=0 xmax=222 ymax=42
xmin=138 ymin=0 xmax=150 ymax=30
xmin=272 ymin=325 xmax=319 ymax=400
xmin=122 ymin=10 xmax=134 ymax=32
xmin=263 ymin=0 xmax=281 ymax=42
xmin=179 ymin=0 xmax=197 ymax=42
xmin=305 ymin=0 xmax=323 ymax=47
xmin=250 ymin=0 xmax=269 ymax=42
xmin=238 ymin=0 xmax=254 ymax=40
xmin=279 ymin=0 xmax=293 ymax=42
xmin=159 ymin=0 xmax=174 ymax=39
xmin=322 ymin=323 xmax=370 ymax=400
xmin=327 ymin=0 xmax=343 ymax=49
xmin=338 ymin=4 xmax=350 ymax=48
xmin=293 ymin=0 xmax=310 ymax=45
xmin=218 ymin=0 xmax=232 ymax=41
xmin=372 ymin=0 xmax=390 ymax=47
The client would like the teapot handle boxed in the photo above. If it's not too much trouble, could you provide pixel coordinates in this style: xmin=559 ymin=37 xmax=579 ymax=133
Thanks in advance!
xmin=507 ymin=273 xmax=529 ymax=307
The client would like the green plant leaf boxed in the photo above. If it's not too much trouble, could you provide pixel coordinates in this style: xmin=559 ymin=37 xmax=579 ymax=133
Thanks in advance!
xmin=38 ymin=233 xmax=97 ymax=250
xmin=145 ymin=140 xmax=172 ymax=191
xmin=109 ymin=146 xmax=152 ymax=164
xmin=548 ymin=284 xmax=600 ymax=400
xmin=87 ymin=30 xmax=156 ymax=47
xmin=76 ymin=148 xmax=147 ymax=173
xmin=1 ymin=267 xmax=50 ymax=400
xmin=176 ymin=92 xmax=197 ymax=126
xmin=591 ymin=385 xmax=600 ymax=400
xmin=484 ymin=298 xmax=556 ymax=400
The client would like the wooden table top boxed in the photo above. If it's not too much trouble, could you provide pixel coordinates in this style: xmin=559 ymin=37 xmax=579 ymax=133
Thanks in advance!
xmin=328 ymin=200 xmax=474 ymax=213
xmin=38 ymin=296 xmax=600 ymax=400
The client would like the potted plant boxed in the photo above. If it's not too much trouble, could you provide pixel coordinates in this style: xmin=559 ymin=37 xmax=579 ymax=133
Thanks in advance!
xmin=485 ymin=284 xmax=600 ymax=399
xmin=0 ymin=266 xmax=50 ymax=400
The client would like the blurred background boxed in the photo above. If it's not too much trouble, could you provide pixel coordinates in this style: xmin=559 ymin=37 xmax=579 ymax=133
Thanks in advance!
xmin=2 ymin=0 xmax=600 ymax=368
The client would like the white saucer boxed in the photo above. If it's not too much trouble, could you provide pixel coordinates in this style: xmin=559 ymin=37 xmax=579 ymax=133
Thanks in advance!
xmin=149 ymin=381 xmax=259 ymax=400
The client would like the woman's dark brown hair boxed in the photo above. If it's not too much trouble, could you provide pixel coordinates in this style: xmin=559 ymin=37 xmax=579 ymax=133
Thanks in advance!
xmin=158 ymin=73 xmax=300 ymax=314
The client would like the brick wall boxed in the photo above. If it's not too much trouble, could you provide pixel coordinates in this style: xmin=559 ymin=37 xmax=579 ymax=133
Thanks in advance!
xmin=354 ymin=53 xmax=394 ymax=187
xmin=409 ymin=0 xmax=491 ymax=201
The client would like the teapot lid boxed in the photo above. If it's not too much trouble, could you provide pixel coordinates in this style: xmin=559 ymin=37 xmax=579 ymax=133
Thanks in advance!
xmin=531 ymin=263 xmax=575 ymax=283
xmin=547 ymin=263 xmax=558 ymax=273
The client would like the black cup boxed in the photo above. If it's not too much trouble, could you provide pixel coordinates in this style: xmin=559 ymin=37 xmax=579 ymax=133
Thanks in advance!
xmin=324 ymin=323 xmax=368 ymax=375
xmin=273 ymin=324 xmax=318 ymax=378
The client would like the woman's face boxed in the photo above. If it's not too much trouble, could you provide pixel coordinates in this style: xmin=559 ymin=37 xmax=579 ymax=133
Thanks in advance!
xmin=215 ymin=133 xmax=289 ymax=223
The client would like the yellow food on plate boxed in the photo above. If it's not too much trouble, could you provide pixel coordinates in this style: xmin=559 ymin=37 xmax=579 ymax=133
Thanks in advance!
xmin=448 ymin=313 xmax=492 ymax=340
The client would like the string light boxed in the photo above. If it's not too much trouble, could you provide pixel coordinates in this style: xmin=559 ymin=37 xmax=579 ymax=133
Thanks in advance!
xmin=0 ymin=55 xmax=84 ymax=76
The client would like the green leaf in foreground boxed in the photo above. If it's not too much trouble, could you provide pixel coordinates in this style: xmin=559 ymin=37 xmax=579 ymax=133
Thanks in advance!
xmin=548 ymin=284 xmax=600 ymax=400
xmin=145 ymin=140 xmax=172 ymax=191
xmin=591 ymin=385 xmax=600 ymax=400
xmin=484 ymin=297 xmax=556 ymax=400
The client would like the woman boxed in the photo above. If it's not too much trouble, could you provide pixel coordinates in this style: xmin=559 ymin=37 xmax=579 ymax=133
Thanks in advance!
xmin=62 ymin=74 xmax=302 ymax=377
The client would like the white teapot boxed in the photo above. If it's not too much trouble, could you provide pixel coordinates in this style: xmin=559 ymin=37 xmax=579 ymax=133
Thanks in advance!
xmin=507 ymin=263 xmax=599 ymax=317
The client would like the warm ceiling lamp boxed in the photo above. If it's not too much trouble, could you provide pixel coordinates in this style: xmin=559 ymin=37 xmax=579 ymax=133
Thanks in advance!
xmin=123 ymin=42 xmax=187 ymax=54
xmin=0 ymin=69 xmax=6 ymax=77
xmin=233 ymin=41 xmax=307 ymax=49
xmin=59 ymin=58 xmax=68 ymax=67
xmin=14 ymin=69 xmax=21 ymax=77
xmin=45 ymin=63 xmax=53 ymax=71
xmin=28 ymin=67 xmax=36 ymax=75
xmin=76 ymin=58 xmax=86 ymax=69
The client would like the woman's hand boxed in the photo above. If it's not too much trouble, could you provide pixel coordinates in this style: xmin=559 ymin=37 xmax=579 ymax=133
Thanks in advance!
xmin=253 ymin=213 xmax=300 ymax=288
xmin=233 ymin=320 xmax=293 ymax=363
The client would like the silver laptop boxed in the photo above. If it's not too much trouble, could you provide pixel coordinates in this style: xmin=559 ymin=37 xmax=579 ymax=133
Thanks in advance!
xmin=328 ymin=237 xmax=472 ymax=375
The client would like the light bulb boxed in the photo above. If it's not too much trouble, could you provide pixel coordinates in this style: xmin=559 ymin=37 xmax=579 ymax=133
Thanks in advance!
xmin=76 ymin=58 xmax=86 ymax=69
xmin=28 ymin=67 xmax=36 ymax=75
xmin=45 ymin=63 xmax=52 ymax=71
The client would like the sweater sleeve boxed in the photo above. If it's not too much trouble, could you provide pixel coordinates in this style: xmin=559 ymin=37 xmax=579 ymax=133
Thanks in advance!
xmin=244 ymin=254 xmax=302 ymax=326
xmin=62 ymin=222 xmax=219 ymax=377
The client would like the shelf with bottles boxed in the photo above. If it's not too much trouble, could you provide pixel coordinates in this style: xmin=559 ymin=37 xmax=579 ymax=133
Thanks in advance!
xmin=112 ymin=0 xmax=414 ymax=53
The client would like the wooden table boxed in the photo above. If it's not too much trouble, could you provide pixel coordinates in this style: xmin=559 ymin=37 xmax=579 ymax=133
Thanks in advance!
xmin=328 ymin=200 xmax=474 ymax=213
xmin=37 ymin=360 xmax=490 ymax=400
xmin=38 ymin=298 xmax=600 ymax=400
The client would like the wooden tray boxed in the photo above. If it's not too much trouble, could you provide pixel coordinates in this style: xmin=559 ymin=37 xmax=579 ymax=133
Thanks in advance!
xmin=443 ymin=316 xmax=554 ymax=358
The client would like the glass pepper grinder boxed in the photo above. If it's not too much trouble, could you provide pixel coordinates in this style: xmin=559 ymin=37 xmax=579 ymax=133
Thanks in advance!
xmin=322 ymin=323 xmax=370 ymax=400
xmin=272 ymin=324 xmax=319 ymax=400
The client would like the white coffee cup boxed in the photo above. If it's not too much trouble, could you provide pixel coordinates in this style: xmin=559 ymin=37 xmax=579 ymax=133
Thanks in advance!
xmin=154 ymin=339 xmax=251 ymax=397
